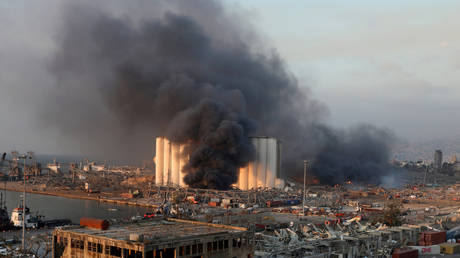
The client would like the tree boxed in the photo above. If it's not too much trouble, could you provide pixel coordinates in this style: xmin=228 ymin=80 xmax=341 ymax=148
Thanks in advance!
xmin=382 ymin=201 xmax=403 ymax=226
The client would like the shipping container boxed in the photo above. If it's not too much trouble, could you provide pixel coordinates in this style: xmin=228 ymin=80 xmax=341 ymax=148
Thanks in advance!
xmin=80 ymin=217 xmax=109 ymax=230
xmin=284 ymin=200 xmax=301 ymax=206
xmin=208 ymin=202 xmax=220 ymax=207
xmin=440 ymin=243 xmax=460 ymax=254
xmin=392 ymin=248 xmax=418 ymax=258
xmin=408 ymin=245 xmax=440 ymax=255
xmin=266 ymin=200 xmax=282 ymax=207
xmin=420 ymin=231 xmax=446 ymax=245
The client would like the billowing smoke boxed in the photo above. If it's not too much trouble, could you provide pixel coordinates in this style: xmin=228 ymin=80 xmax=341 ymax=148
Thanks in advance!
xmin=310 ymin=125 xmax=395 ymax=185
xmin=45 ymin=0 xmax=395 ymax=188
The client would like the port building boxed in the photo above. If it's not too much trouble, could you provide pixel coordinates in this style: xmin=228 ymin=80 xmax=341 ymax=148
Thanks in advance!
xmin=52 ymin=218 xmax=253 ymax=258
xmin=154 ymin=136 xmax=284 ymax=190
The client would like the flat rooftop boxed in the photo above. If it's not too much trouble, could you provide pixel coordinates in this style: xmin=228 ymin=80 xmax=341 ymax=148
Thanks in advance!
xmin=56 ymin=218 xmax=247 ymax=244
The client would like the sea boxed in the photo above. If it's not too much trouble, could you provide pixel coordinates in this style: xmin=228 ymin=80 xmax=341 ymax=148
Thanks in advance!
xmin=1 ymin=190 xmax=151 ymax=223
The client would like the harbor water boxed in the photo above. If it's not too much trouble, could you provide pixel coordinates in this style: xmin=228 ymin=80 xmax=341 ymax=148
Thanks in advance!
xmin=1 ymin=190 xmax=151 ymax=223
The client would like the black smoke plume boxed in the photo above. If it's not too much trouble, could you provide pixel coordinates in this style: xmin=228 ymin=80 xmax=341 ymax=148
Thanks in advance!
xmin=45 ymin=0 xmax=395 ymax=188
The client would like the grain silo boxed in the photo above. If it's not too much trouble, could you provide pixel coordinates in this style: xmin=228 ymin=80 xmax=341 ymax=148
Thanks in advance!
xmin=154 ymin=137 xmax=188 ymax=187
xmin=154 ymin=136 xmax=284 ymax=189
xmin=238 ymin=137 xmax=282 ymax=190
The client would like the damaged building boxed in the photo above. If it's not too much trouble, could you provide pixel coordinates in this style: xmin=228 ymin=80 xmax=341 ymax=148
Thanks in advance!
xmin=154 ymin=136 xmax=284 ymax=190
xmin=52 ymin=218 xmax=253 ymax=258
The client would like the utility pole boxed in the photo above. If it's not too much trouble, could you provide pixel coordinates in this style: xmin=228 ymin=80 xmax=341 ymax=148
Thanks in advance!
xmin=423 ymin=165 xmax=428 ymax=186
xmin=303 ymin=160 xmax=308 ymax=217
xmin=22 ymin=155 xmax=26 ymax=251
xmin=20 ymin=152 xmax=33 ymax=252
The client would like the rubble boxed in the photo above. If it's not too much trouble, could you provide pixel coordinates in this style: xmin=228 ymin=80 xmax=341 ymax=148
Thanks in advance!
xmin=6 ymin=155 xmax=460 ymax=256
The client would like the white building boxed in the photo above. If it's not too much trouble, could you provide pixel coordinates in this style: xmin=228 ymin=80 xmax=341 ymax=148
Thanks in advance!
xmin=154 ymin=136 xmax=284 ymax=190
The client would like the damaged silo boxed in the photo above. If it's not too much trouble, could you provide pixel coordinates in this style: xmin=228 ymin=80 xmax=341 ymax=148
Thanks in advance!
xmin=154 ymin=136 xmax=284 ymax=190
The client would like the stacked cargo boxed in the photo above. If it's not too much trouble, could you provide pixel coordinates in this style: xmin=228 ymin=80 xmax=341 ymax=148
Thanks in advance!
xmin=419 ymin=231 xmax=446 ymax=246
xmin=392 ymin=248 xmax=418 ymax=258
xmin=439 ymin=243 xmax=460 ymax=254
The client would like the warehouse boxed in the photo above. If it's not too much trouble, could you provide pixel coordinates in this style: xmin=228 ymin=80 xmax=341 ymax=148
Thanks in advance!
xmin=52 ymin=218 xmax=253 ymax=258
xmin=154 ymin=136 xmax=284 ymax=190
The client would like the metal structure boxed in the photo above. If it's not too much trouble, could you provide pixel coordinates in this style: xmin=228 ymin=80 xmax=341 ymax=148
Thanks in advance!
xmin=302 ymin=160 xmax=308 ymax=216
xmin=19 ymin=151 xmax=33 ymax=252
xmin=154 ymin=136 xmax=284 ymax=189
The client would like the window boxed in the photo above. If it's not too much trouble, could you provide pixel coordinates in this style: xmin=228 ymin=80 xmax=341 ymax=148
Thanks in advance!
xmin=146 ymin=250 xmax=154 ymax=258
xmin=179 ymin=246 xmax=184 ymax=256
xmin=97 ymin=243 xmax=102 ymax=253
xmin=207 ymin=242 xmax=212 ymax=252
xmin=87 ymin=242 xmax=98 ymax=252
xmin=109 ymin=246 xmax=122 ymax=257
xmin=198 ymin=244 xmax=203 ymax=254
xmin=212 ymin=241 xmax=217 ymax=251
xmin=224 ymin=240 xmax=229 ymax=249
xmin=233 ymin=238 xmax=242 ymax=248
xmin=58 ymin=237 xmax=68 ymax=246
xmin=219 ymin=240 xmax=223 ymax=250
xmin=185 ymin=245 xmax=190 ymax=255
xmin=192 ymin=244 xmax=197 ymax=254
xmin=71 ymin=239 xmax=84 ymax=250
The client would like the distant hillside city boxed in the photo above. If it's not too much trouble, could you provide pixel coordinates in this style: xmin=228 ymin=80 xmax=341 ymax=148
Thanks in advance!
xmin=393 ymin=136 xmax=460 ymax=161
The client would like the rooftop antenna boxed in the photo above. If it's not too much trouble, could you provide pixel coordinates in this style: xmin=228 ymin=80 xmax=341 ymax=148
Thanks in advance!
xmin=3 ymin=181 xmax=6 ymax=209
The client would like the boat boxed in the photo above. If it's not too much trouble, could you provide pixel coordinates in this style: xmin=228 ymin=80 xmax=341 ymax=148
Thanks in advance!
xmin=10 ymin=206 xmax=38 ymax=229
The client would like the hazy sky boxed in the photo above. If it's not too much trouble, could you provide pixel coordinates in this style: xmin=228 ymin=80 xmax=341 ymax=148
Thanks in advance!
xmin=234 ymin=0 xmax=460 ymax=141
xmin=0 ymin=0 xmax=459 ymax=155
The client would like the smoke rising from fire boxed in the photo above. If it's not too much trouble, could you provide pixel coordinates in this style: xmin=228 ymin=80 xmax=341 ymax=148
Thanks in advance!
xmin=46 ymin=0 xmax=395 ymax=188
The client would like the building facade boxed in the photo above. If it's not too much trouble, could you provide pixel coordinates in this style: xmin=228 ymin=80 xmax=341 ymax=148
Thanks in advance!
xmin=52 ymin=218 xmax=253 ymax=258
xmin=434 ymin=149 xmax=443 ymax=173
